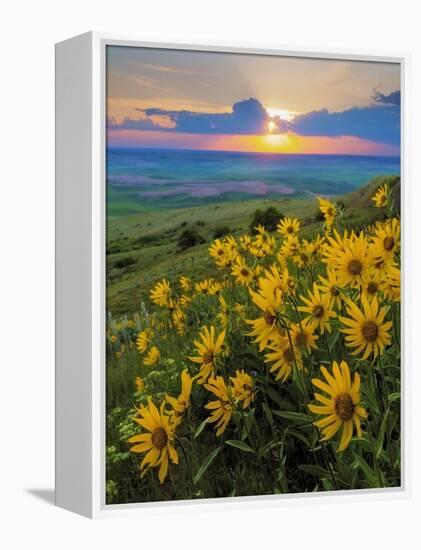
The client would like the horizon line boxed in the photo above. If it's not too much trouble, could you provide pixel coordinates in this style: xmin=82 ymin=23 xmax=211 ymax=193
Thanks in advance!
xmin=105 ymin=145 xmax=400 ymax=159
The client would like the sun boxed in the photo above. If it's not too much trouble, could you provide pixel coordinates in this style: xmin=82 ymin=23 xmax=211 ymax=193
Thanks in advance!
xmin=267 ymin=120 xmax=276 ymax=133
xmin=264 ymin=133 xmax=289 ymax=148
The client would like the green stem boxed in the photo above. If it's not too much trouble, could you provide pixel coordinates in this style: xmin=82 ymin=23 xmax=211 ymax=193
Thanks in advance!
xmin=377 ymin=355 xmax=397 ymax=485
xmin=367 ymin=422 xmax=385 ymax=487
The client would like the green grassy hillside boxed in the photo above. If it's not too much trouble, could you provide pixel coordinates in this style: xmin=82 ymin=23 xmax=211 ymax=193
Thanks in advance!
xmin=106 ymin=175 xmax=399 ymax=314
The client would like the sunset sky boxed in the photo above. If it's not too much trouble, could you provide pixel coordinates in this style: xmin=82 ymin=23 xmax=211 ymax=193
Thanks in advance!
xmin=106 ymin=46 xmax=401 ymax=156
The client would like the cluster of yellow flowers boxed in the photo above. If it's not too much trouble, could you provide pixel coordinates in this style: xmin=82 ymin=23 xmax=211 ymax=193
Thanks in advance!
xmin=127 ymin=185 xmax=400 ymax=483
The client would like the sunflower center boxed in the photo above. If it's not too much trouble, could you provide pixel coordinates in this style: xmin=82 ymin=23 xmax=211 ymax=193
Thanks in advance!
xmin=241 ymin=268 xmax=250 ymax=277
xmin=283 ymin=347 xmax=294 ymax=363
xmin=217 ymin=249 xmax=224 ymax=256
xmin=313 ymin=305 xmax=325 ymax=319
xmin=295 ymin=331 xmax=308 ymax=347
xmin=264 ymin=309 xmax=275 ymax=325
xmin=151 ymin=427 xmax=168 ymax=450
xmin=367 ymin=281 xmax=378 ymax=295
xmin=362 ymin=321 xmax=378 ymax=342
xmin=331 ymin=286 xmax=340 ymax=296
xmin=383 ymin=236 xmax=395 ymax=251
xmin=348 ymin=259 xmax=362 ymax=275
xmin=203 ymin=349 xmax=214 ymax=364
xmin=335 ymin=393 xmax=354 ymax=421
xmin=287 ymin=226 xmax=294 ymax=234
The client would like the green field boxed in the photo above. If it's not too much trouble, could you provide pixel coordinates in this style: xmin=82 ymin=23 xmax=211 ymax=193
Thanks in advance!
xmin=107 ymin=175 xmax=400 ymax=314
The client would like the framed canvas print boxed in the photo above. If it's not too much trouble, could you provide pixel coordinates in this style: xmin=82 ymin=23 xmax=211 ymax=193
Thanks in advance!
xmin=55 ymin=33 xmax=409 ymax=518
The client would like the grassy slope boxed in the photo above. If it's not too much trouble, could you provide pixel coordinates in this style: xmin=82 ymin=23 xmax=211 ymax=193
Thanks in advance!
xmin=106 ymin=174 xmax=400 ymax=314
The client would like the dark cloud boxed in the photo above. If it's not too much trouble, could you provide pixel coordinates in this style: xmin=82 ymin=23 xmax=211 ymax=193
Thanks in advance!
xmin=283 ymin=100 xmax=400 ymax=145
xmin=108 ymin=98 xmax=271 ymax=135
xmin=371 ymin=89 xmax=401 ymax=105
xmin=139 ymin=98 xmax=270 ymax=135
xmin=108 ymin=92 xmax=400 ymax=145
xmin=107 ymin=116 xmax=163 ymax=131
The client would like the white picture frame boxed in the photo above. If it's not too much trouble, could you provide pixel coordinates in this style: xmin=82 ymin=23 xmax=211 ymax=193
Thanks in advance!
xmin=55 ymin=32 xmax=410 ymax=518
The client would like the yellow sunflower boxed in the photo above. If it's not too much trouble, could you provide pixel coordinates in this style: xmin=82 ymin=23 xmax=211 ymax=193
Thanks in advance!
xmin=135 ymin=376 xmax=145 ymax=392
xmin=264 ymin=336 xmax=303 ymax=383
xmin=292 ymin=239 xmax=316 ymax=269
xmin=171 ymin=307 xmax=185 ymax=335
xmin=324 ymin=232 xmax=370 ymax=288
xmin=317 ymin=197 xmax=336 ymax=226
xmin=360 ymin=269 xmax=382 ymax=302
xmin=179 ymin=276 xmax=191 ymax=291
xmin=309 ymin=360 xmax=367 ymax=451
xmin=317 ymin=271 xmax=343 ymax=310
xmin=150 ymin=279 xmax=171 ymax=307
xmin=277 ymin=217 xmax=300 ymax=237
xmin=298 ymin=283 xmax=337 ymax=334
xmin=195 ymin=278 xmax=214 ymax=295
xmin=240 ymin=234 xmax=252 ymax=251
xmin=279 ymin=234 xmax=300 ymax=260
xmin=370 ymin=218 xmax=400 ymax=262
xmin=208 ymin=239 xmax=225 ymax=260
xmin=128 ymin=400 xmax=179 ymax=483
xmin=188 ymin=325 xmax=226 ymax=384
xmin=262 ymin=265 xmax=297 ymax=297
xmin=372 ymin=183 xmax=389 ymax=208
xmin=209 ymin=238 xmax=238 ymax=268
xmin=136 ymin=329 xmax=152 ymax=353
xmin=209 ymin=280 xmax=224 ymax=295
xmin=252 ymin=225 xmax=276 ymax=255
xmin=381 ymin=264 xmax=400 ymax=302
xmin=231 ymin=255 xmax=254 ymax=286
xmin=230 ymin=369 xmax=255 ymax=408
xmin=290 ymin=320 xmax=318 ymax=353
xmin=204 ymin=376 xmax=233 ymax=436
xmin=246 ymin=281 xmax=284 ymax=351
xmin=165 ymin=369 xmax=193 ymax=424
xmin=217 ymin=295 xmax=229 ymax=327
xmin=180 ymin=294 xmax=192 ymax=308
xmin=233 ymin=302 xmax=246 ymax=318
xmin=340 ymin=295 xmax=392 ymax=359
xmin=143 ymin=346 xmax=160 ymax=366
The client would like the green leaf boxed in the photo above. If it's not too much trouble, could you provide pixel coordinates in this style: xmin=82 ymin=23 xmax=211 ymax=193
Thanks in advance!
xmin=272 ymin=410 xmax=310 ymax=424
xmin=298 ymin=464 xmax=330 ymax=478
xmin=193 ymin=446 xmax=222 ymax=485
xmin=288 ymin=429 xmax=312 ymax=448
xmin=353 ymin=453 xmax=381 ymax=488
xmin=388 ymin=392 xmax=400 ymax=403
xmin=244 ymin=408 xmax=256 ymax=433
xmin=350 ymin=436 xmax=371 ymax=453
xmin=262 ymin=401 xmax=275 ymax=428
xmin=328 ymin=329 xmax=340 ymax=349
xmin=226 ymin=440 xmax=255 ymax=453
xmin=264 ymin=386 xmax=285 ymax=407
xmin=376 ymin=408 xmax=390 ymax=458
xmin=194 ymin=418 xmax=209 ymax=439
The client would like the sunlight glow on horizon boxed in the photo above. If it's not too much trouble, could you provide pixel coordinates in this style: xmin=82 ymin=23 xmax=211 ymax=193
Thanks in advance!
xmin=107 ymin=129 xmax=399 ymax=157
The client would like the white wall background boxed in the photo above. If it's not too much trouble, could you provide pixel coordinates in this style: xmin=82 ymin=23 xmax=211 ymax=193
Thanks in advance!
xmin=1 ymin=0 xmax=419 ymax=547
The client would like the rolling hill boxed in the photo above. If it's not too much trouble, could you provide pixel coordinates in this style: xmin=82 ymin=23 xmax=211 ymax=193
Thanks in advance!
xmin=106 ymin=174 xmax=400 ymax=314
